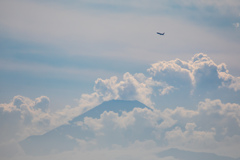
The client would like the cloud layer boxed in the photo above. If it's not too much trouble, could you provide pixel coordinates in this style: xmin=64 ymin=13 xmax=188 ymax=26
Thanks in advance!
xmin=0 ymin=53 xmax=240 ymax=159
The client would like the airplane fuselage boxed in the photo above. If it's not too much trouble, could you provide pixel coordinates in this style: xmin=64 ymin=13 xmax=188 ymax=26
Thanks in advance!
xmin=157 ymin=32 xmax=165 ymax=35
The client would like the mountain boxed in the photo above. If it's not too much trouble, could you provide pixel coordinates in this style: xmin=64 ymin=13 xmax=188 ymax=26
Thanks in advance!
xmin=157 ymin=148 xmax=240 ymax=160
xmin=20 ymin=100 xmax=150 ymax=156
xmin=70 ymin=99 xmax=150 ymax=123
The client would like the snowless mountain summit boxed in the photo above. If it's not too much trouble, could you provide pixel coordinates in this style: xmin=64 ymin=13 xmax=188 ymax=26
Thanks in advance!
xmin=20 ymin=100 xmax=150 ymax=155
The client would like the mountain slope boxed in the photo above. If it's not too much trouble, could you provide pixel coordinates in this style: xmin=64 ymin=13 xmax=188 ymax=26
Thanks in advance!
xmin=20 ymin=100 xmax=150 ymax=155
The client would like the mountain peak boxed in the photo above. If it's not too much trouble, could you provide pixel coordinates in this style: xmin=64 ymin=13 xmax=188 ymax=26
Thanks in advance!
xmin=20 ymin=99 xmax=150 ymax=155
xmin=70 ymin=99 xmax=150 ymax=123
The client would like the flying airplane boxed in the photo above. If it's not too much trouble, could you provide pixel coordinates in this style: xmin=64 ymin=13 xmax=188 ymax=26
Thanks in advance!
xmin=157 ymin=32 xmax=165 ymax=35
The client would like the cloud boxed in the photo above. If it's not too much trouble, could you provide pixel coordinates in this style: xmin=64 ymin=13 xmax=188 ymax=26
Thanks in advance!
xmin=148 ymin=58 xmax=194 ymax=87
xmin=0 ymin=59 xmax=116 ymax=82
xmin=14 ymin=141 xmax=168 ymax=160
xmin=67 ymin=54 xmax=239 ymax=157
xmin=148 ymin=53 xmax=224 ymax=90
xmin=28 ymin=98 xmax=240 ymax=159
xmin=228 ymin=77 xmax=240 ymax=91
xmin=177 ymin=0 xmax=240 ymax=14
xmin=1 ymin=53 xmax=239 ymax=138
xmin=1 ymin=0 xmax=239 ymax=65
xmin=77 ymin=53 xmax=240 ymax=110
xmin=165 ymin=123 xmax=217 ymax=149
xmin=233 ymin=22 xmax=240 ymax=28
xmin=34 ymin=96 xmax=50 ymax=112
xmin=0 ymin=95 xmax=80 ymax=144
xmin=93 ymin=72 xmax=164 ymax=107
xmin=74 ymin=53 xmax=240 ymax=111
xmin=197 ymin=99 xmax=240 ymax=138
xmin=148 ymin=53 xmax=240 ymax=106
xmin=0 ymin=96 xmax=51 ymax=143
xmin=1 ymin=53 xmax=240 ymax=159
xmin=0 ymin=140 xmax=24 ymax=160
xmin=66 ymin=98 xmax=240 ymax=156
xmin=1 ymin=96 xmax=240 ymax=159
xmin=158 ymin=98 xmax=240 ymax=156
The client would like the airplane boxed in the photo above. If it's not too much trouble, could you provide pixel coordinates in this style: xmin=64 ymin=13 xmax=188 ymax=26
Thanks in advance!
xmin=157 ymin=32 xmax=165 ymax=35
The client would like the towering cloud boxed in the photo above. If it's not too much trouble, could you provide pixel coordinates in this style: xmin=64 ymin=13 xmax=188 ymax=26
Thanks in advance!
xmin=148 ymin=53 xmax=239 ymax=92
xmin=94 ymin=72 xmax=162 ymax=107
xmin=87 ymin=53 xmax=240 ymax=109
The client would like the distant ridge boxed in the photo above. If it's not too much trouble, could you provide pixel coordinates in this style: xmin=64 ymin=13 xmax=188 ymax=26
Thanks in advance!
xmin=20 ymin=100 xmax=150 ymax=155
xmin=157 ymin=148 xmax=240 ymax=160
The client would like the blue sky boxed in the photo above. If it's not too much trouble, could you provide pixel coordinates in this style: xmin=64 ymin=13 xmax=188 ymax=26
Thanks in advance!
xmin=1 ymin=0 xmax=240 ymax=159
xmin=1 ymin=0 xmax=240 ymax=109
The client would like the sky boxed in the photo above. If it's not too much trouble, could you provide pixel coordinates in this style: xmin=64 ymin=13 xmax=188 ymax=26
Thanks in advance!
xmin=0 ymin=0 xmax=240 ymax=160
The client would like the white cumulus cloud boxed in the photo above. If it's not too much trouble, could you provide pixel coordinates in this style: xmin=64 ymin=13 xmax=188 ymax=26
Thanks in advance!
xmin=0 ymin=53 xmax=240 ymax=159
